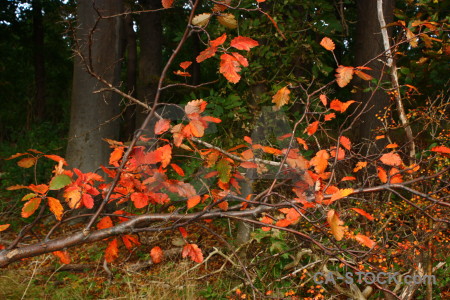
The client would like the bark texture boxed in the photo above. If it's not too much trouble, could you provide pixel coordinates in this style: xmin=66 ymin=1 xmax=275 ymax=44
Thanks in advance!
xmin=66 ymin=0 xmax=123 ymax=172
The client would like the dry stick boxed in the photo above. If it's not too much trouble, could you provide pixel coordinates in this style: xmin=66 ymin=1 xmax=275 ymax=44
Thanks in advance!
xmin=83 ymin=0 xmax=201 ymax=235
xmin=377 ymin=0 xmax=416 ymax=160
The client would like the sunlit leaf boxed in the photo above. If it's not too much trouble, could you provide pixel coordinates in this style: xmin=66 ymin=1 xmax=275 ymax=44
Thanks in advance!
xmin=47 ymin=197 xmax=64 ymax=220
xmin=327 ymin=209 xmax=345 ymax=241
xmin=380 ymin=152 xmax=402 ymax=166
xmin=0 ymin=224 xmax=10 ymax=232
xmin=335 ymin=66 xmax=354 ymax=87
xmin=210 ymin=33 xmax=227 ymax=47
xmin=304 ymin=121 xmax=319 ymax=136
xmin=187 ymin=195 xmax=201 ymax=209
xmin=220 ymin=53 xmax=241 ymax=83
xmin=330 ymin=188 xmax=353 ymax=202
xmin=230 ymin=36 xmax=259 ymax=51
xmin=154 ymin=119 xmax=171 ymax=135
xmin=310 ymin=150 xmax=329 ymax=174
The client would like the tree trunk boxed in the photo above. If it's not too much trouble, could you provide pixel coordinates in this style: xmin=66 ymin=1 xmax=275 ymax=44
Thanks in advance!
xmin=136 ymin=0 xmax=162 ymax=130
xmin=66 ymin=0 xmax=123 ymax=172
xmin=32 ymin=0 xmax=46 ymax=122
xmin=354 ymin=0 xmax=394 ymax=146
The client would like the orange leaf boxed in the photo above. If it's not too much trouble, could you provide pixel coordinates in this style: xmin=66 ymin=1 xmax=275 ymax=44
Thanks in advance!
xmin=327 ymin=210 xmax=345 ymax=241
xmin=210 ymin=33 xmax=227 ymax=47
xmin=240 ymin=161 xmax=258 ymax=169
xmin=275 ymin=219 xmax=292 ymax=227
xmin=185 ymin=99 xmax=207 ymax=114
xmin=29 ymin=184 xmax=49 ymax=194
xmin=201 ymin=116 xmax=222 ymax=123
xmin=179 ymin=227 xmax=188 ymax=238
xmin=330 ymin=147 xmax=345 ymax=160
xmin=154 ymin=119 xmax=171 ymax=135
xmin=170 ymin=163 xmax=185 ymax=176
xmin=0 ymin=224 xmax=10 ymax=232
xmin=330 ymin=188 xmax=353 ymax=202
xmin=196 ymin=46 xmax=217 ymax=63
xmin=109 ymin=147 xmax=124 ymax=167
xmin=219 ymin=53 xmax=241 ymax=83
xmin=182 ymin=243 xmax=204 ymax=263
xmin=231 ymin=52 xmax=248 ymax=67
xmin=319 ymin=94 xmax=327 ymax=106
xmin=296 ymin=138 xmax=308 ymax=150
xmin=351 ymin=208 xmax=374 ymax=221
xmin=353 ymin=161 xmax=367 ymax=172
xmin=187 ymin=195 xmax=201 ymax=209
xmin=105 ymin=238 xmax=119 ymax=263
xmin=161 ymin=0 xmax=174 ymax=8
xmin=173 ymin=70 xmax=191 ymax=77
xmin=17 ymin=157 xmax=37 ymax=168
xmin=389 ymin=168 xmax=403 ymax=183
xmin=377 ymin=166 xmax=388 ymax=183
xmin=44 ymin=154 xmax=68 ymax=165
xmin=385 ymin=143 xmax=398 ymax=149
xmin=97 ymin=216 xmax=113 ymax=230
xmin=310 ymin=150 xmax=329 ymax=174
xmin=339 ymin=136 xmax=351 ymax=150
xmin=6 ymin=152 xmax=29 ymax=160
xmin=22 ymin=198 xmax=42 ymax=218
xmin=230 ymin=36 xmax=259 ymax=51
xmin=82 ymin=193 xmax=94 ymax=209
xmin=218 ymin=200 xmax=228 ymax=211
xmin=341 ymin=176 xmax=356 ymax=181
xmin=158 ymin=144 xmax=172 ymax=168
xmin=150 ymin=246 xmax=164 ymax=263
xmin=324 ymin=113 xmax=336 ymax=121
xmin=354 ymin=69 xmax=373 ymax=81
xmin=53 ymin=250 xmax=71 ymax=264
xmin=63 ymin=187 xmax=82 ymax=209
xmin=330 ymin=99 xmax=356 ymax=113
xmin=47 ymin=197 xmax=64 ymax=220
xmin=260 ymin=216 xmax=273 ymax=231
xmin=272 ymin=86 xmax=290 ymax=110
xmin=354 ymin=234 xmax=376 ymax=248
xmin=320 ymin=37 xmax=335 ymax=51
xmin=335 ymin=66 xmax=354 ymax=87
xmin=380 ymin=152 xmax=402 ymax=166
xmin=179 ymin=61 xmax=192 ymax=70
xmin=375 ymin=135 xmax=385 ymax=140
xmin=305 ymin=121 xmax=319 ymax=136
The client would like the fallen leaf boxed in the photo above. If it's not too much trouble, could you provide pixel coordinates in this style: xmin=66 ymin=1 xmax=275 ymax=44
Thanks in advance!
xmin=150 ymin=246 xmax=164 ymax=263
xmin=105 ymin=238 xmax=119 ymax=262
xmin=182 ymin=243 xmax=204 ymax=263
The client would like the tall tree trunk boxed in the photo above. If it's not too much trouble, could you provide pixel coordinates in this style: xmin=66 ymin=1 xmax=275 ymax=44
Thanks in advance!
xmin=136 ymin=0 xmax=162 ymax=130
xmin=66 ymin=0 xmax=123 ymax=172
xmin=32 ymin=0 xmax=46 ymax=122
xmin=354 ymin=0 xmax=394 ymax=147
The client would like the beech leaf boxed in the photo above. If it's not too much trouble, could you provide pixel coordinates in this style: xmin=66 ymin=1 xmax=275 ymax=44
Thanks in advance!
xmin=220 ymin=53 xmax=241 ymax=83
xmin=304 ymin=121 xmax=319 ymax=136
xmin=22 ymin=198 xmax=41 ymax=218
xmin=196 ymin=46 xmax=217 ymax=63
xmin=339 ymin=136 xmax=351 ymax=150
xmin=335 ymin=66 xmax=354 ymax=87
xmin=47 ymin=197 xmax=64 ymax=220
xmin=230 ymin=36 xmax=259 ymax=51
xmin=53 ymin=250 xmax=71 ymax=264
xmin=380 ymin=152 xmax=402 ymax=166
xmin=351 ymin=208 xmax=374 ymax=221
xmin=320 ymin=37 xmax=335 ymax=51
xmin=182 ymin=243 xmax=204 ymax=263
xmin=49 ymin=174 xmax=71 ymax=190
xmin=210 ymin=33 xmax=227 ymax=47
xmin=327 ymin=209 xmax=345 ymax=241
xmin=105 ymin=238 xmax=119 ymax=263
xmin=187 ymin=195 xmax=201 ymax=209
xmin=354 ymin=234 xmax=376 ymax=248
xmin=154 ymin=119 xmax=171 ymax=135
xmin=217 ymin=13 xmax=238 ymax=29
xmin=272 ymin=86 xmax=290 ymax=110
xmin=192 ymin=13 xmax=211 ymax=27
xmin=161 ymin=0 xmax=174 ymax=9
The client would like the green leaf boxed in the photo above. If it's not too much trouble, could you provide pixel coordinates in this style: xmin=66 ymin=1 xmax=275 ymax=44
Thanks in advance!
xmin=216 ymin=159 xmax=231 ymax=183
xmin=49 ymin=174 xmax=72 ymax=190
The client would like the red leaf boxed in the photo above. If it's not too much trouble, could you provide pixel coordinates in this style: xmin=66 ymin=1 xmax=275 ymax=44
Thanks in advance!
xmin=179 ymin=61 xmax=192 ymax=70
xmin=240 ymin=161 xmax=258 ymax=168
xmin=196 ymin=46 xmax=217 ymax=63
xmin=109 ymin=147 xmax=124 ymax=167
xmin=304 ymin=121 xmax=319 ymax=136
xmin=377 ymin=166 xmax=388 ymax=183
xmin=122 ymin=235 xmax=140 ymax=250
xmin=219 ymin=53 xmax=241 ymax=83
xmin=105 ymin=238 xmax=119 ymax=263
xmin=179 ymin=227 xmax=188 ymax=238
xmin=351 ymin=208 xmax=374 ymax=221
xmin=154 ymin=119 xmax=171 ymax=135
xmin=231 ymin=52 xmax=249 ymax=67
xmin=150 ymin=246 xmax=164 ymax=263
xmin=320 ymin=37 xmax=335 ymax=51
xmin=201 ymin=116 xmax=222 ymax=123
xmin=182 ymin=243 xmax=204 ymax=263
xmin=131 ymin=192 xmax=149 ymax=209
xmin=330 ymin=99 xmax=356 ymax=113
xmin=53 ymin=250 xmax=71 ymax=264
xmin=230 ymin=36 xmax=259 ymax=51
xmin=21 ymin=198 xmax=41 ymax=218
xmin=431 ymin=145 xmax=450 ymax=155
xmin=335 ymin=66 xmax=354 ymax=87
xmin=82 ymin=193 xmax=94 ymax=209
xmin=210 ymin=33 xmax=227 ymax=47
xmin=339 ymin=136 xmax=351 ymax=150
xmin=158 ymin=144 xmax=172 ymax=168
xmin=296 ymin=138 xmax=308 ymax=150
xmin=380 ymin=152 xmax=402 ymax=166
xmin=29 ymin=184 xmax=49 ymax=194
xmin=341 ymin=176 xmax=356 ymax=181
xmin=97 ymin=216 xmax=113 ymax=230
xmin=161 ymin=0 xmax=174 ymax=8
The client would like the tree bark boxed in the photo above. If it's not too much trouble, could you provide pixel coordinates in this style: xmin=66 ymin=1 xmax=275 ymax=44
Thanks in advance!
xmin=354 ymin=0 xmax=394 ymax=146
xmin=66 ymin=0 xmax=123 ymax=172
xmin=136 ymin=0 xmax=162 ymax=130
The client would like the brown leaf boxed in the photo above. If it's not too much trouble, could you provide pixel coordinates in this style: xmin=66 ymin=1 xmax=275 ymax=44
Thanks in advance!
xmin=335 ymin=66 xmax=354 ymax=87
xmin=217 ymin=13 xmax=237 ymax=29
xmin=192 ymin=13 xmax=211 ymax=27
xmin=17 ymin=157 xmax=37 ymax=168
xmin=327 ymin=210 xmax=345 ymax=241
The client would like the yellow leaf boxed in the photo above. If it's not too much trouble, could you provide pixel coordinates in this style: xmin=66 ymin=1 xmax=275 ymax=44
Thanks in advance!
xmin=217 ymin=13 xmax=237 ymax=29
xmin=192 ymin=13 xmax=211 ymax=27
xmin=327 ymin=210 xmax=345 ymax=241
xmin=272 ymin=86 xmax=290 ymax=110
xmin=330 ymin=188 xmax=353 ymax=202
